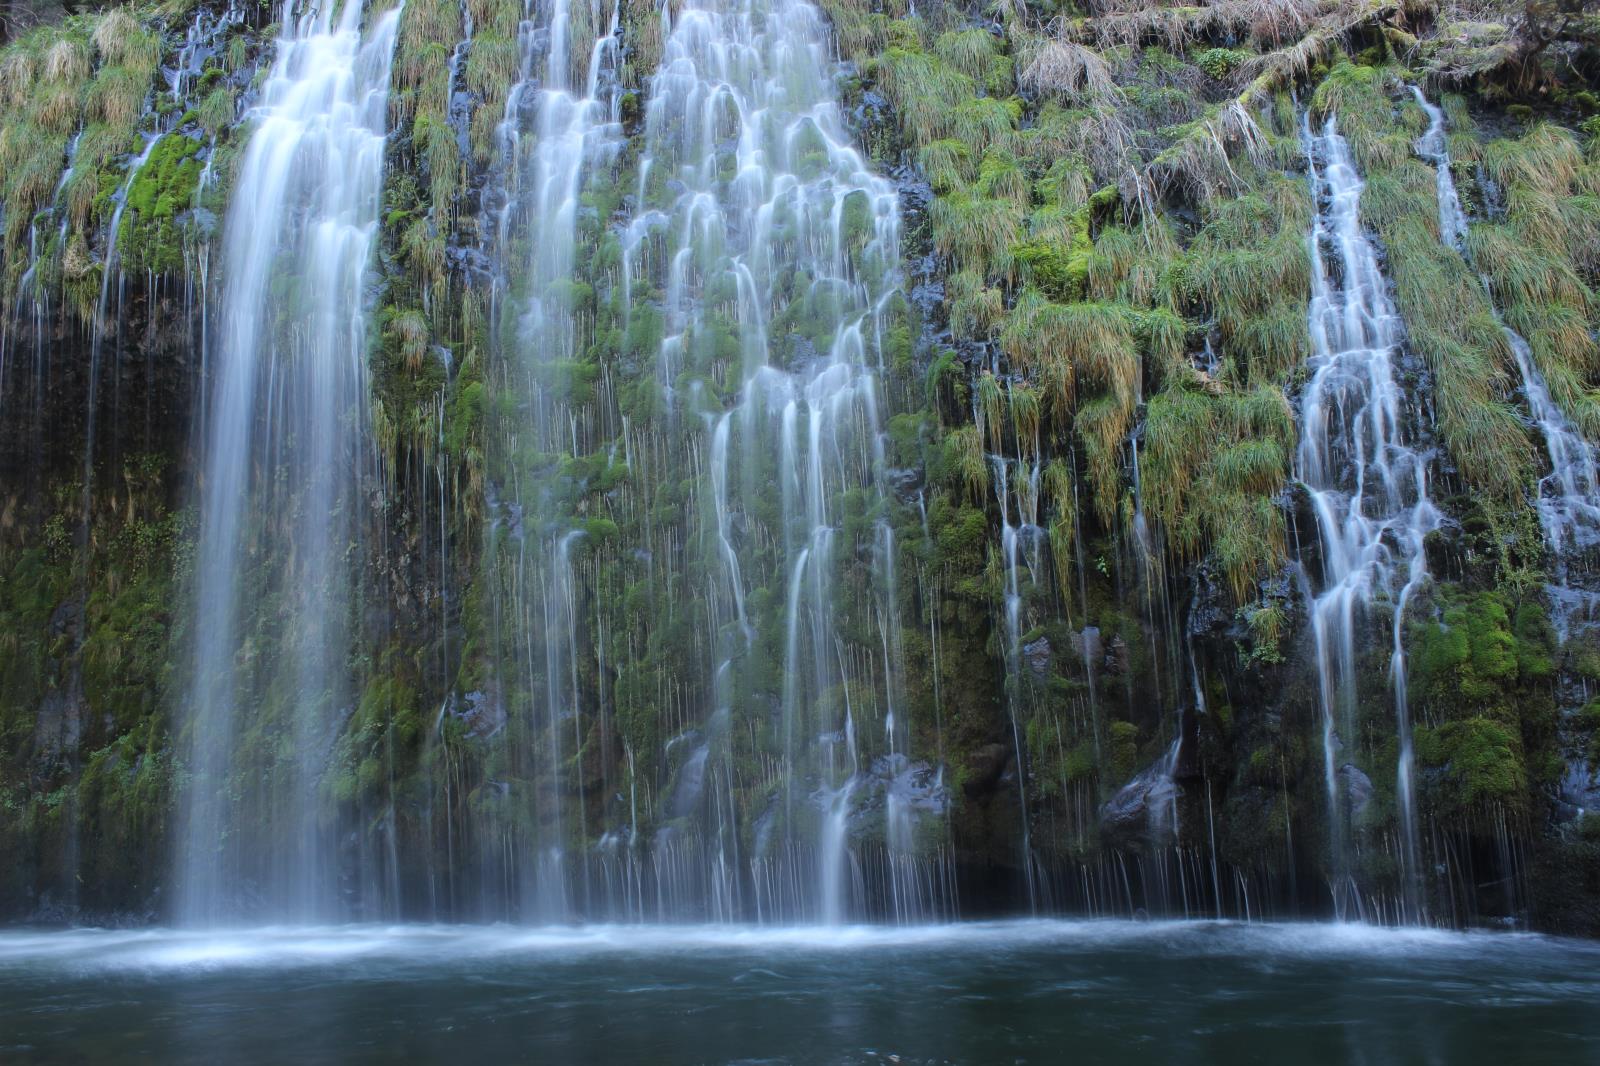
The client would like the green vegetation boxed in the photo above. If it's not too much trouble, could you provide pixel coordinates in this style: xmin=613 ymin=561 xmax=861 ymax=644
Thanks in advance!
xmin=0 ymin=0 xmax=1597 ymax=929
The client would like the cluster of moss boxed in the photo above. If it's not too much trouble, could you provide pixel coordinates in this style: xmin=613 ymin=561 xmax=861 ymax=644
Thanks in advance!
xmin=0 ymin=455 xmax=185 ymax=914
xmin=0 ymin=1 xmax=259 ymax=322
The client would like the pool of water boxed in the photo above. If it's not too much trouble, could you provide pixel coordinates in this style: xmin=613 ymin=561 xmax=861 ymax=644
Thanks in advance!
xmin=3 ymin=920 xmax=1597 ymax=1063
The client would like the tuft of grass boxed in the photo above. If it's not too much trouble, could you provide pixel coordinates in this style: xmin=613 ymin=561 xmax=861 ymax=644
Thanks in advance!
xmin=466 ymin=34 xmax=518 ymax=97
xmin=929 ymin=187 xmax=1024 ymax=281
xmin=44 ymin=37 xmax=90 ymax=84
xmin=918 ymin=139 xmax=974 ymax=193
xmin=196 ymin=87 xmax=235 ymax=138
xmin=390 ymin=309 xmax=432 ymax=371
xmin=934 ymin=28 xmax=1009 ymax=92
xmin=975 ymin=148 xmax=1029 ymax=206
xmin=1016 ymin=34 xmax=1121 ymax=105
xmin=1469 ymin=124 xmax=1600 ymax=438
xmin=977 ymin=370 xmax=1004 ymax=453
xmin=874 ymin=47 xmax=976 ymax=148
xmin=946 ymin=269 xmax=1004 ymax=341
xmin=1142 ymin=383 xmax=1293 ymax=602
xmin=94 ymin=11 xmax=161 ymax=76
xmin=1002 ymin=291 xmax=1140 ymax=412
xmin=944 ymin=425 xmax=989 ymax=504
xmin=87 ymin=66 xmax=149 ymax=127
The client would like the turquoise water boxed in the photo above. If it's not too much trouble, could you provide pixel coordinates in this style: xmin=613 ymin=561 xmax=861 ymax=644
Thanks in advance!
xmin=3 ymin=920 xmax=1598 ymax=1063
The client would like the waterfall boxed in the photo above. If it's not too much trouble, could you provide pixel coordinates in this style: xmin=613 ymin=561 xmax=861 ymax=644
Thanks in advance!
xmin=482 ymin=0 xmax=624 ymax=922
xmin=1409 ymin=88 xmax=1468 ymax=251
xmin=177 ymin=0 xmax=401 ymax=924
xmin=993 ymin=446 xmax=1042 ymax=909
xmin=613 ymin=0 xmax=941 ymax=922
xmin=1411 ymin=87 xmax=1600 ymax=628
xmin=1298 ymin=113 xmax=1438 ymax=922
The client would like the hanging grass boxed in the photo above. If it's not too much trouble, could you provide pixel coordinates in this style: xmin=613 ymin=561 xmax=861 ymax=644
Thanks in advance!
xmin=1010 ymin=381 xmax=1042 ymax=452
xmin=917 ymin=139 xmax=974 ymax=194
xmin=1016 ymin=34 xmax=1121 ymax=105
xmin=929 ymin=186 xmax=1025 ymax=281
xmin=466 ymin=34 xmax=518 ymax=98
xmin=0 ymin=42 xmax=40 ymax=108
xmin=949 ymin=96 xmax=1020 ymax=157
xmin=1469 ymin=124 xmax=1600 ymax=439
xmin=944 ymin=424 xmax=989 ymax=504
xmin=87 ymin=66 xmax=149 ymax=127
xmin=933 ymin=28 xmax=1008 ymax=89
xmin=1043 ymin=457 xmax=1076 ymax=602
xmin=390 ymin=309 xmax=432 ymax=372
xmin=1037 ymin=157 xmax=1091 ymax=213
xmin=1149 ymin=97 xmax=1272 ymax=203
xmin=975 ymin=148 xmax=1030 ymax=206
xmin=977 ymin=370 xmax=1004 ymax=453
xmin=1021 ymin=101 xmax=1133 ymax=183
xmin=43 ymin=37 xmax=90 ymax=85
xmin=818 ymin=0 xmax=891 ymax=62
xmin=1086 ymin=221 xmax=1179 ymax=309
xmin=399 ymin=0 xmax=461 ymax=85
xmin=1001 ymin=290 xmax=1141 ymax=418
xmin=1142 ymin=383 xmax=1293 ymax=602
xmin=946 ymin=269 xmax=1005 ymax=342
xmin=1074 ymin=394 xmax=1130 ymax=529
xmin=874 ymin=48 xmax=975 ymax=148
xmin=1482 ymin=123 xmax=1583 ymax=197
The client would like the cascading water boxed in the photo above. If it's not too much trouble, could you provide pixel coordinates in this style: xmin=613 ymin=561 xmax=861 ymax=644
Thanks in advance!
xmin=1409 ymin=88 xmax=1468 ymax=251
xmin=610 ymin=0 xmax=948 ymax=922
xmin=1411 ymin=87 xmax=1600 ymax=620
xmin=1501 ymin=327 xmax=1600 ymax=619
xmin=481 ymin=0 xmax=625 ymax=922
xmin=1298 ymin=112 xmax=1439 ymax=923
xmin=176 ymin=0 xmax=401 ymax=924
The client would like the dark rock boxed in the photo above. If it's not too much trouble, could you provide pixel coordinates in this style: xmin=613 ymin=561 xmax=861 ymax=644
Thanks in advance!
xmin=1100 ymin=750 xmax=1181 ymax=850
xmin=1103 ymin=634 xmax=1130 ymax=676
xmin=964 ymin=743 xmax=1010 ymax=797
xmin=885 ymin=465 xmax=923 ymax=502
xmin=1338 ymin=763 xmax=1373 ymax=820
xmin=451 ymin=689 xmax=506 ymax=740
xmin=1022 ymin=636 xmax=1051 ymax=678
xmin=1071 ymin=626 xmax=1102 ymax=665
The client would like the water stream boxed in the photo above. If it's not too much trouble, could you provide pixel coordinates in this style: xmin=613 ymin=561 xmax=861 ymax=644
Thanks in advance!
xmin=177 ymin=0 xmax=402 ymax=924
xmin=1411 ymin=86 xmax=1600 ymax=609
xmin=1298 ymin=111 xmax=1439 ymax=922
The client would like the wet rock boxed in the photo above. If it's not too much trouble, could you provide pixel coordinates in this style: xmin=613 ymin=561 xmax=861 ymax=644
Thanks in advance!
xmin=450 ymin=689 xmax=506 ymax=740
xmin=1557 ymin=759 xmax=1600 ymax=823
xmin=49 ymin=597 xmax=83 ymax=641
xmin=964 ymin=743 xmax=1010 ymax=797
xmin=1338 ymin=763 xmax=1373 ymax=820
xmin=1022 ymin=636 xmax=1051 ymax=678
xmin=1100 ymin=751 xmax=1181 ymax=850
xmin=1071 ymin=626 xmax=1102 ymax=665
xmin=32 ymin=688 xmax=85 ymax=767
xmin=1103 ymin=634 xmax=1130 ymax=676
xmin=1422 ymin=519 xmax=1465 ymax=580
xmin=885 ymin=465 xmax=922 ymax=503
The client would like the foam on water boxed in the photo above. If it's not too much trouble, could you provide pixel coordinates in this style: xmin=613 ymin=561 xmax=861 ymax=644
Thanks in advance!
xmin=2 ymin=920 xmax=1591 ymax=976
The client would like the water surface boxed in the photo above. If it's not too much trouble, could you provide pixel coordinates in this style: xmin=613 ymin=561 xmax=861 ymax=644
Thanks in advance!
xmin=3 ymin=920 xmax=1597 ymax=1063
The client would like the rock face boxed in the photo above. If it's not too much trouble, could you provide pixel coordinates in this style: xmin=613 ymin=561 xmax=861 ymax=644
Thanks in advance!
xmin=1339 ymin=764 xmax=1374 ymax=823
xmin=1100 ymin=746 xmax=1181 ymax=850
xmin=0 ymin=0 xmax=1598 ymax=933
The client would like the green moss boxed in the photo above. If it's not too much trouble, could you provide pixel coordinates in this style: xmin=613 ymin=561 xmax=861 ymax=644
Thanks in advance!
xmin=1196 ymin=47 xmax=1248 ymax=80
xmin=1413 ymin=718 xmax=1527 ymax=817
xmin=119 ymin=133 xmax=205 ymax=274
